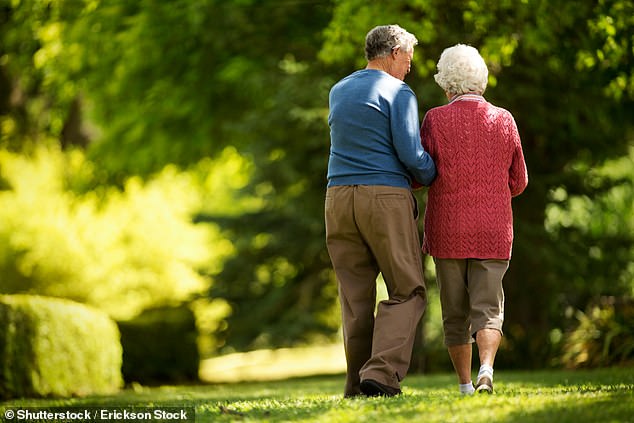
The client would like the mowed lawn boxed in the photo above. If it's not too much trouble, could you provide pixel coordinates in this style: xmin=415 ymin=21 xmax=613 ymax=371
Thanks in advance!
xmin=2 ymin=366 xmax=633 ymax=422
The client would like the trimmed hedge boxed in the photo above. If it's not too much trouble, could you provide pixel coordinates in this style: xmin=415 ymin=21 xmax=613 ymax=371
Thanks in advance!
xmin=0 ymin=295 xmax=123 ymax=399
xmin=118 ymin=306 xmax=199 ymax=384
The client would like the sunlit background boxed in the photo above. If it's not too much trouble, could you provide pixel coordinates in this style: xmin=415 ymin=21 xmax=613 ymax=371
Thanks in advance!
xmin=1 ymin=0 xmax=632 ymax=389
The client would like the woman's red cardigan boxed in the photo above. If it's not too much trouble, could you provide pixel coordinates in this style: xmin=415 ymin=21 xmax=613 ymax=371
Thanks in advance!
xmin=420 ymin=94 xmax=528 ymax=260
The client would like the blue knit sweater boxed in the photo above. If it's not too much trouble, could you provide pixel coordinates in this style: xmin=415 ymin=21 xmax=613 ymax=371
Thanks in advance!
xmin=327 ymin=69 xmax=436 ymax=188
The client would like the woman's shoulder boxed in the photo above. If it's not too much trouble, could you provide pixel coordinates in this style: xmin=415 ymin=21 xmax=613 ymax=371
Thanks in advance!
xmin=484 ymin=100 xmax=515 ymax=117
xmin=422 ymin=102 xmax=455 ymax=124
xmin=424 ymin=102 xmax=451 ymax=114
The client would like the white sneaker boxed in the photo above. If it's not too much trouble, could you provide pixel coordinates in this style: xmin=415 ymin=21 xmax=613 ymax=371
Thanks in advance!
xmin=475 ymin=376 xmax=493 ymax=394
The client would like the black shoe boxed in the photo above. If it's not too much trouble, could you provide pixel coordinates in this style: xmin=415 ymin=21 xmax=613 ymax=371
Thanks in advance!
xmin=344 ymin=392 xmax=363 ymax=399
xmin=360 ymin=379 xmax=402 ymax=397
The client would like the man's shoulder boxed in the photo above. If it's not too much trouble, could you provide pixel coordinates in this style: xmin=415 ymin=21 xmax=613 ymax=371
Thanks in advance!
xmin=333 ymin=70 xmax=413 ymax=96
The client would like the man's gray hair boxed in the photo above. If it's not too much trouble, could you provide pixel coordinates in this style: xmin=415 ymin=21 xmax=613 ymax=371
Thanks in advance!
xmin=365 ymin=25 xmax=418 ymax=61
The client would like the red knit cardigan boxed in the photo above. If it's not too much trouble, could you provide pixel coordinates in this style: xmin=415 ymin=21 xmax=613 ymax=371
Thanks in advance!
xmin=420 ymin=94 xmax=528 ymax=259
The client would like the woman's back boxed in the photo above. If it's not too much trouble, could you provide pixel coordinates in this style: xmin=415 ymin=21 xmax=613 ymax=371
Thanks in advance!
xmin=421 ymin=94 xmax=527 ymax=259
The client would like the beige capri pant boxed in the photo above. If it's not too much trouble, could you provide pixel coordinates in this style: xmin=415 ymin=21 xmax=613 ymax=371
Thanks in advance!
xmin=434 ymin=258 xmax=509 ymax=346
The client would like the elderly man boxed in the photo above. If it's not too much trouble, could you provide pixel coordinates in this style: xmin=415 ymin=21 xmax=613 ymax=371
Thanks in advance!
xmin=325 ymin=24 xmax=436 ymax=398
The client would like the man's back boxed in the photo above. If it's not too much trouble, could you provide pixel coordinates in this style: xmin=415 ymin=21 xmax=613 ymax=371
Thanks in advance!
xmin=327 ymin=69 xmax=434 ymax=188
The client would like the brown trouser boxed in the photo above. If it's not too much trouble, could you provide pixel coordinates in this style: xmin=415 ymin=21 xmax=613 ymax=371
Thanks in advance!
xmin=325 ymin=185 xmax=427 ymax=396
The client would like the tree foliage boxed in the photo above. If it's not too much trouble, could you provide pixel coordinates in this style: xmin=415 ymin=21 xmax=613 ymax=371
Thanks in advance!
xmin=0 ymin=0 xmax=632 ymax=367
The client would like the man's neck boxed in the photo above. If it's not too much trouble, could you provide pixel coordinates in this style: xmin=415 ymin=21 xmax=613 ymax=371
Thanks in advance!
xmin=366 ymin=57 xmax=393 ymax=76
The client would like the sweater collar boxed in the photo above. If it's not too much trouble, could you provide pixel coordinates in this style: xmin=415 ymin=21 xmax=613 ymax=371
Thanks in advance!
xmin=449 ymin=93 xmax=485 ymax=104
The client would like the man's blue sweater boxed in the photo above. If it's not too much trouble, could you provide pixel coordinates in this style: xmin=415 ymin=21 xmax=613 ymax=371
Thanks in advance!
xmin=327 ymin=69 xmax=436 ymax=188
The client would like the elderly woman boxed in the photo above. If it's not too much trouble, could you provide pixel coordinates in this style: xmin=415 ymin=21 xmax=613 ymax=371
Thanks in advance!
xmin=420 ymin=44 xmax=528 ymax=394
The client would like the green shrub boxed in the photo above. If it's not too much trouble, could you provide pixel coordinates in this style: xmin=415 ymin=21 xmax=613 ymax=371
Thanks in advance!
xmin=558 ymin=296 xmax=634 ymax=369
xmin=0 ymin=146 xmax=236 ymax=321
xmin=0 ymin=295 xmax=123 ymax=399
xmin=118 ymin=305 xmax=199 ymax=384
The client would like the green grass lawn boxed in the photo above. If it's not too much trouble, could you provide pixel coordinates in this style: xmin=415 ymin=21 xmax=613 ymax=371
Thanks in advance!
xmin=2 ymin=367 xmax=633 ymax=422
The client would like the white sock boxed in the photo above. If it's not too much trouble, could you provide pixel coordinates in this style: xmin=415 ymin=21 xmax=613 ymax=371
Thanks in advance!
xmin=478 ymin=365 xmax=494 ymax=381
xmin=459 ymin=382 xmax=475 ymax=395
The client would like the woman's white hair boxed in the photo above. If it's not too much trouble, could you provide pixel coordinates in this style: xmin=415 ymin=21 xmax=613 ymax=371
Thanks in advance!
xmin=434 ymin=44 xmax=488 ymax=95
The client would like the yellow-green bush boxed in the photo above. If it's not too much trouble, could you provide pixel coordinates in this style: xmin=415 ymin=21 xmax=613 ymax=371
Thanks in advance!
xmin=0 ymin=294 xmax=123 ymax=399
xmin=0 ymin=146 xmax=236 ymax=321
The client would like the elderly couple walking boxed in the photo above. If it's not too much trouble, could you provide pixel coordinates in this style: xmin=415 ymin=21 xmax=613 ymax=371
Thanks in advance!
xmin=325 ymin=24 xmax=528 ymax=398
